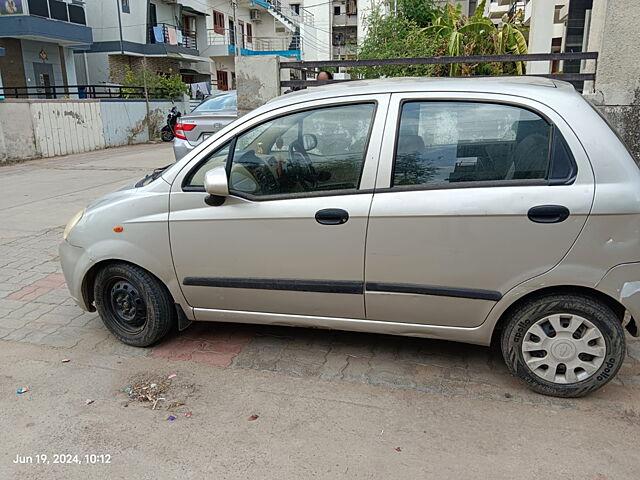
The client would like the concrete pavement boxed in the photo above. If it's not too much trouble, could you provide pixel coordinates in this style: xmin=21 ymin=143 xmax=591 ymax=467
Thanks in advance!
xmin=1 ymin=144 xmax=639 ymax=479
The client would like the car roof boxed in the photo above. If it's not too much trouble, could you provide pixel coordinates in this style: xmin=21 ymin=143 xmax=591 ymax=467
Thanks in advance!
xmin=266 ymin=76 xmax=577 ymax=110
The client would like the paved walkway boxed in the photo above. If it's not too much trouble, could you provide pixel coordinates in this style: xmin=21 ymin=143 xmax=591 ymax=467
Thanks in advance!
xmin=1 ymin=144 xmax=640 ymax=478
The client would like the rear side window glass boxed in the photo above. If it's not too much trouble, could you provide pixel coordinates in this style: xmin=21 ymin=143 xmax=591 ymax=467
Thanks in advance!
xmin=393 ymin=102 xmax=552 ymax=187
xmin=549 ymin=128 xmax=577 ymax=184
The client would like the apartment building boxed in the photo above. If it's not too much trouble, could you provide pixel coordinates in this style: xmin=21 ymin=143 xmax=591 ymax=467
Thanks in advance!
xmin=203 ymin=0 xmax=329 ymax=91
xmin=79 ymin=0 xmax=212 ymax=87
xmin=486 ymin=0 xmax=592 ymax=80
xmin=0 ymin=0 xmax=92 ymax=97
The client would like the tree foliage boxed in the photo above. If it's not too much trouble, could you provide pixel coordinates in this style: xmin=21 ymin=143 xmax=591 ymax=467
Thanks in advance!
xmin=353 ymin=2 xmax=439 ymax=79
xmin=356 ymin=0 xmax=528 ymax=78
xmin=425 ymin=0 xmax=528 ymax=76
xmin=122 ymin=66 xmax=189 ymax=99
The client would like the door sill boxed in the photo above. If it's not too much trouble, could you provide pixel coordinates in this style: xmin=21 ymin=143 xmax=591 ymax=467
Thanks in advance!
xmin=192 ymin=307 xmax=493 ymax=346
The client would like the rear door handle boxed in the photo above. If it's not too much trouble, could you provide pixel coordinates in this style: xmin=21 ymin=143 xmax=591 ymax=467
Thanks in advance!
xmin=315 ymin=208 xmax=349 ymax=225
xmin=527 ymin=205 xmax=570 ymax=224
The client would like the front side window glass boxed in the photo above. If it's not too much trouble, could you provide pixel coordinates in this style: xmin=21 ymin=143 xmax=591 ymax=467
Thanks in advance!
xmin=228 ymin=103 xmax=376 ymax=197
xmin=184 ymin=143 xmax=230 ymax=188
xmin=393 ymin=102 xmax=552 ymax=187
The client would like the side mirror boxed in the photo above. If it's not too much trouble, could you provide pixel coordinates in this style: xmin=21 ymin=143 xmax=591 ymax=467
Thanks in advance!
xmin=204 ymin=166 xmax=229 ymax=197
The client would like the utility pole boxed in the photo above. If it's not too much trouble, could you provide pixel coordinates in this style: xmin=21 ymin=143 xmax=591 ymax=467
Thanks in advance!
xmin=232 ymin=0 xmax=241 ymax=56
xmin=116 ymin=0 xmax=124 ymax=55
xmin=142 ymin=58 xmax=152 ymax=140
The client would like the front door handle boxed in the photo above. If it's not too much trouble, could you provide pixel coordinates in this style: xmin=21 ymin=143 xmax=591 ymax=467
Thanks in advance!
xmin=315 ymin=208 xmax=349 ymax=225
xmin=527 ymin=205 xmax=570 ymax=224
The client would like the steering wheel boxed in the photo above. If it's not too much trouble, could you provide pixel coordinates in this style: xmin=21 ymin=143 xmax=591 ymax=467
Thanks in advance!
xmin=287 ymin=140 xmax=317 ymax=191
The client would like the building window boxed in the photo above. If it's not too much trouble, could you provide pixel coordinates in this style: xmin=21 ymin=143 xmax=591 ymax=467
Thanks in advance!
xmin=246 ymin=24 xmax=253 ymax=43
xmin=290 ymin=3 xmax=300 ymax=14
xmin=28 ymin=0 xmax=50 ymax=18
xmin=49 ymin=0 xmax=69 ymax=21
xmin=121 ymin=0 xmax=130 ymax=14
xmin=216 ymin=71 xmax=229 ymax=91
xmin=334 ymin=6 xmax=341 ymax=15
xmin=213 ymin=11 xmax=225 ymax=35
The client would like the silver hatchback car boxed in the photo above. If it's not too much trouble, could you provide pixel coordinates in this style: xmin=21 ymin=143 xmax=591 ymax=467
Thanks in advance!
xmin=60 ymin=77 xmax=640 ymax=397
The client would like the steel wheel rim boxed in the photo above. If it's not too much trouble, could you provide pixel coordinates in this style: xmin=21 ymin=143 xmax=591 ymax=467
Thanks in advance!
xmin=107 ymin=277 xmax=147 ymax=334
xmin=521 ymin=313 xmax=606 ymax=384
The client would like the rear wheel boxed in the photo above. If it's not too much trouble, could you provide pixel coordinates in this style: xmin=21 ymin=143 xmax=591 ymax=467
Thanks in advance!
xmin=161 ymin=129 xmax=174 ymax=142
xmin=501 ymin=294 xmax=626 ymax=397
xmin=94 ymin=263 xmax=176 ymax=347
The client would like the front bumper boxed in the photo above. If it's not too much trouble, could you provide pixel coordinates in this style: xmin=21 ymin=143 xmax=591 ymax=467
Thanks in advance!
xmin=59 ymin=240 xmax=92 ymax=311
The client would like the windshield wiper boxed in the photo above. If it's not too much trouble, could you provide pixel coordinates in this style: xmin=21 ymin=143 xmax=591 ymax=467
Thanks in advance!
xmin=135 ymin=164 xmax=172 ymax=187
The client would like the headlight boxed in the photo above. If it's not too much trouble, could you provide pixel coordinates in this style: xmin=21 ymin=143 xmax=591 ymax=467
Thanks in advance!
xmin=63 ymin=209 xmax=85 ymax=241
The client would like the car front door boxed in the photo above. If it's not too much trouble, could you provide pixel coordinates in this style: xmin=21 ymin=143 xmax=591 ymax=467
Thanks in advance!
xmin=364 ymin=92 xmax=595 ymax=328
xmin=169 ymin=95 xmax=389 ymax=320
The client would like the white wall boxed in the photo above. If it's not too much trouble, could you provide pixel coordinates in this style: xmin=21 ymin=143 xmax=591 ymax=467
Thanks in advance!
xmin=304 ymin=0 xmax=331 ymax=60
xmin=0 ymin=100 xmax=105 ymax=160
xmin=101 ymin=99 xmax=189 ymax=146
xmin=527 ymin=0 xmax=555 ymax=74
xmin=0 ymin=98 xmax=191 ymax=162
xmin=86 ymin=0 xmax=148 ymax=44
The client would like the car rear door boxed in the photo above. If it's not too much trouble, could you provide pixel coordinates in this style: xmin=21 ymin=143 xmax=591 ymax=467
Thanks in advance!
xmin=169 ymin=94 xmax=390 ymax=320
xmin=364 ymin=92 xmax=595 ymax=328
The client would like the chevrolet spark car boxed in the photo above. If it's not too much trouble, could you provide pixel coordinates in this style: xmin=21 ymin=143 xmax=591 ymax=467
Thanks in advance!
xmin=60 ymin=77 xmax=640 ymax=397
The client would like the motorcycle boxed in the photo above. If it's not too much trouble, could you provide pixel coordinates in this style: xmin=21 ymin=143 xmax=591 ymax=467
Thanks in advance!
xmin=161 ymin=106 xmax=181 ymax=142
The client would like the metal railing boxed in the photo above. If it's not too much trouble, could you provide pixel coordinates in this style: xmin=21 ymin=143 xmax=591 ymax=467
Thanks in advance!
xmin=265 ymin=0 xmax=314 ymax=26
xmin=280 ymin=52 xmax=598 ymax=89
xmin=207 ymin=29 xmax=301 ymax=52
xmin=148 ymin=23 xmax=197 ymax=50
xmin=0 ymin=84 xmax=175 ymax=100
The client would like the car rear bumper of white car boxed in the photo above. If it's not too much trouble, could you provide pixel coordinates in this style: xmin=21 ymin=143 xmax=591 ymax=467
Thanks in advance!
xmin=172 ymin=138 xmax=195 ymax=161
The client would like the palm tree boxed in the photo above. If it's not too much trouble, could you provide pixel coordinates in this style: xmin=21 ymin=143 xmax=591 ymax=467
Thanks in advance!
xmin=423 ymin=0 xmax=528 ymax=76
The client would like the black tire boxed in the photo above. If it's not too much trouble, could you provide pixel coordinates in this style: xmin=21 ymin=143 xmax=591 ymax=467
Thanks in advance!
xmin=501 ymin=293 xmax=626 ymax=398
xmin=94 ymin=263 xmax=176 ymax=347
xmin=161 ymin=130 xmax=174 ymax=142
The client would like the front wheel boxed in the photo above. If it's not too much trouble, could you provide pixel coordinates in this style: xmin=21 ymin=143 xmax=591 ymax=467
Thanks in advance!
xmin=501 ymin=294 xmax=626 ymax=397
xmin=94 ymin=263 xmax=176 ymax=347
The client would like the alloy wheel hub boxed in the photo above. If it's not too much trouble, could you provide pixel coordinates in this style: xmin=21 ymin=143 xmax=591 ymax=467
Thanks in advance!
xmin=521 ymin=313 xmax=606 ymax=384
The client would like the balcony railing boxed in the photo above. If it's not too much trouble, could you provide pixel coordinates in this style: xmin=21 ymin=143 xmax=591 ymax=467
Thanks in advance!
xmin=0 ymin=84 xmax=174 ymax=99
xmin=148 ymin=23 xmax=197 ymax=50
xmin=10 ymin=0 xmax=86 ymax=25
xmin=207 ymin=29 xmax=301 ymax=53
xmin=265 ymin=0 xmax=314 ymax=26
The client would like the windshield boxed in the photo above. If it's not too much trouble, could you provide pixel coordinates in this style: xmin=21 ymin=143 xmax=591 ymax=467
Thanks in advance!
xmin=193 ymin=92 xmax=237 ymax=113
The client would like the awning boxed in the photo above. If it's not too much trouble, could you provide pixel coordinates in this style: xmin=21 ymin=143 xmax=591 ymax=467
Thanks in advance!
xmin=182 ymin=6 xmax=208 ymax=16
xmin=166 ymin=51 xmax=210 ymax=63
